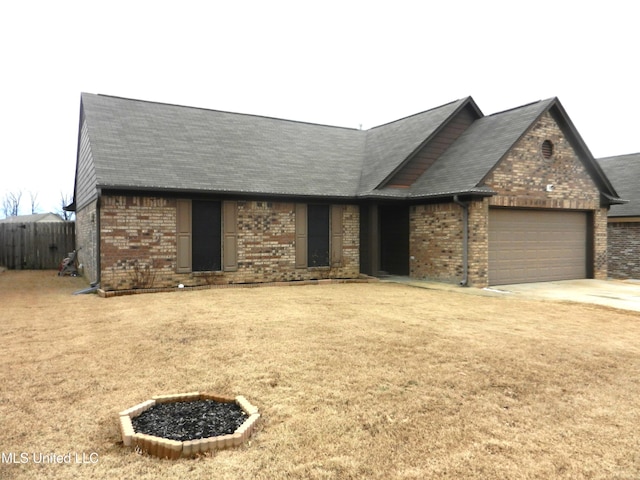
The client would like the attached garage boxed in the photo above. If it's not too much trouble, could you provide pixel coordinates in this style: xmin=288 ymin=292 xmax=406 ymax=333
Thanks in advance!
xmin=489 ymin=209 xmax=588 ymax=285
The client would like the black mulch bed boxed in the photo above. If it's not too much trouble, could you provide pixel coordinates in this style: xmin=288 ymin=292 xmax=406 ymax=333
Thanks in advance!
xmin=132 ymin=400 xmax=248 ymax=442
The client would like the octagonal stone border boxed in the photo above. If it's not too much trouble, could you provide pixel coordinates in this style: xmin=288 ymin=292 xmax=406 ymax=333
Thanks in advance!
xmin=119 ymin=391 xmax=260 ymax=459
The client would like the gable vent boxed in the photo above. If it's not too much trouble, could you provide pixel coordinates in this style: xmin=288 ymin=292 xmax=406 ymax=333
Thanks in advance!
xmin=541 ymin=140 xmax=554 ymax=159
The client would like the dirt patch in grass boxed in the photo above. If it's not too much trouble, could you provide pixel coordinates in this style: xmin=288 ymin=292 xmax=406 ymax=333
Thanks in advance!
xmin=1 ymin=271 xmax=640 ymax=479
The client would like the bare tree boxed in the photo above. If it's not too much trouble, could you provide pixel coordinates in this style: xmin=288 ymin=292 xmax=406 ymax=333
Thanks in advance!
xmin=29 ymin=191 xmax=39 ymax=214
xmin=58 ymin=192 xmax=74 ymax=221
xmin=2 ymin=191 xmax=22 ymax=218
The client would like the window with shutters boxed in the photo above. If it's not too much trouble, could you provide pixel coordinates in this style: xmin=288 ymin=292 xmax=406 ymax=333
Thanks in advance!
xmin=176 ymin=200 xmax=237 ymax=273
xmin=295 ymin=204 xmax=343 ymax=269
xmin=308 ymin=204 xmax=330 ymax=267
xmin=192 ymin=200 xmax=221 ymax=271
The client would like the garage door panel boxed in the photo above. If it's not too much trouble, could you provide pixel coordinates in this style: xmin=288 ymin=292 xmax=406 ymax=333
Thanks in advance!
xmin=489 ymin=209 xmax=587 ymax=285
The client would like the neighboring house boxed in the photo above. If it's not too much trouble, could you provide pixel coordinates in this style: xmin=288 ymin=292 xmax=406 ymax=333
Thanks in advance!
xmin=0 ymin=213 xmax=64 ymax=223
xmin=69 ymin=93 xmax=623 ymax=291
xmin=597 ymin=153 xmax=640 ymax=279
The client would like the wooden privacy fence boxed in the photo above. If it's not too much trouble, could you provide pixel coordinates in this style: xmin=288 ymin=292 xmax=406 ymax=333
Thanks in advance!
xmin=0 ymin=222 xmax=75 ymax=270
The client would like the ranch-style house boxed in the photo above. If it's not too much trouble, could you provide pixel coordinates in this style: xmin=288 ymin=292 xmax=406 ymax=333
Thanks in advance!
xmin=68 ymin=93 xmax=624 ymax=291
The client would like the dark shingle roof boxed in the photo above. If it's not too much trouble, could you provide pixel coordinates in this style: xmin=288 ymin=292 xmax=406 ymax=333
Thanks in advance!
xmin=79 ymin=93 xmax=621 ymax=204
xmin=82 ymin=94 xmax=366 ymax=198
xmin=81 ymin=94 xmax=480 ymax=200
xmin=597 ymin=153 xmax=640 ymax=216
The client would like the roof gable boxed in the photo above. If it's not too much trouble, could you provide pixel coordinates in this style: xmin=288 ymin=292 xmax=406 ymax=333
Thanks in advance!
xmin=407 ymin=99 xmax=555 ymax=197
xmin=405 ymin=98 xmax=622 ymax=204
xmin=358 ymin=98 xmax=475 ymax=194
xmin=380 ymin=99 xmax=482 ymax=189
xmin=545 ymin=101 xmax=622 ymax=203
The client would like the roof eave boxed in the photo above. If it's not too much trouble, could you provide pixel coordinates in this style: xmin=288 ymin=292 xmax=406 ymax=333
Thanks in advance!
xmin=357 ymin=187 xmax=496 ymax=201
xmin=408 ymin=188 xmax=496 ymax=200
xmin=97 ymin=184 xmax=360 ymax=202
xmin=601 ymin=192 xmax=628 ymax=206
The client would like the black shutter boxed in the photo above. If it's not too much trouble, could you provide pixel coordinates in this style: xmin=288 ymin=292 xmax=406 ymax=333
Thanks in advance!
xmin=192 ymin=200 xmax=221 ymax=272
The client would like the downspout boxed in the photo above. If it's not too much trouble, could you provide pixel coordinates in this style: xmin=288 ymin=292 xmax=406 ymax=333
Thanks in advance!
xmin=95 ymin=189 xmax=101 ymax=287
xmin=453 ymin=195 xmax=469 ymax=287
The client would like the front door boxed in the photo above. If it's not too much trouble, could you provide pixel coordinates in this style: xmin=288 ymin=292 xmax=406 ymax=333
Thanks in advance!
xmin=379 ymin=205 xmax=409 ymax=275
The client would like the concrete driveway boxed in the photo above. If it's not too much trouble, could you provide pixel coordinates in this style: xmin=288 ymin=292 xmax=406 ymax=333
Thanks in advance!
xmin=385 ymin=276 xmax=640 ymax=312
xmin=485 ymin=279 xmax=640 ymax=312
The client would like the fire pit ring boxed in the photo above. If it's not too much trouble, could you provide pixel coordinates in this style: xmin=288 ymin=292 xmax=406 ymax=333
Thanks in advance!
xmin=119 ymin=392 xmax=260 ymax=459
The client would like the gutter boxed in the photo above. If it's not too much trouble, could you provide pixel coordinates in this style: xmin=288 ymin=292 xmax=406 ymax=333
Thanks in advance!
xmin=453 ymin=195 xmax=469 ymax=287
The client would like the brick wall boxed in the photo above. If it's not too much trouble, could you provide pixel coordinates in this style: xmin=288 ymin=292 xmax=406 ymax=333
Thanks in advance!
xmin=99 ymin=195 xmax=359 ymax=291
xmin=226 ymin=200 xmax=358 ymax=284
xmin=75 ymin=200 xmax=98 ymax=283
xmin=467 ymin=198 xmax=489 ymax=286
xmin=607 ymin=221 xmax=640 ymax=279
xmin=100 ymin=196 xmax=177 ymax=290
xmin=594 ymin=209 xmax=609 ymax=279
xmin=410 ymin=203 xmax=464 ymax=284
xmin=409 ymin=199 xmax=489 ymax=287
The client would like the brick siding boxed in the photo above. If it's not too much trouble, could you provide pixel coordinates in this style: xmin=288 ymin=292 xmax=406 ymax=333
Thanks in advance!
xmin=607 ymin=221 xmax=640 ymax=279
xmin=467 ymin=198 xmax=489 ymax=285
xmin=409 ymin=199 xmax=489 ymax=286
xmin=410 ymin=203 xmax=463 ymax=284
xmin=99 ymin=196 xmax=359 ymax=291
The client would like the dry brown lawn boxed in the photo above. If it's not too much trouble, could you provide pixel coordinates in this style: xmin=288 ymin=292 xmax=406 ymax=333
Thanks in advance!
xmin=1 ymin=271 xmax=639 ymax=480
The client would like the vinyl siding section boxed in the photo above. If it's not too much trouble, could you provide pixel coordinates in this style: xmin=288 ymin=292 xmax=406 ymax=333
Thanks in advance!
xmin=75 ymin=113 xmax=98 ymax=210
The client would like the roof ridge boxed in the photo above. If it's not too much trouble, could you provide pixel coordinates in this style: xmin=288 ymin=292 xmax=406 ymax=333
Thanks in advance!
xmin=486 ymin=97 xmax=556 ymax=117
xmin=367 ymin=97 xmax=471 ymax=130
xmin=86 ymin=93 xmax=363 ymax=132
xmin=597 ymin=152 xmax=640 ymax=161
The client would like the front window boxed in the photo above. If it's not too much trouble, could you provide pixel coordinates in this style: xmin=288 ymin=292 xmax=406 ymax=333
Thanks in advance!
xmin=192 ymin=200 xmax=221 ymax=271
xmin=307 ymin=204 xmax=330 ymax=267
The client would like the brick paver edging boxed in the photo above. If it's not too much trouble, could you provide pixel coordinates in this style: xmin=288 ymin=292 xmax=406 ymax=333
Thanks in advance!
xmin=119 ymin=392 xmax=260 ymax=459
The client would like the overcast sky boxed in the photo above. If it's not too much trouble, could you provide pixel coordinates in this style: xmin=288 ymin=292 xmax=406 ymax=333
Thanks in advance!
xmin=1 ymin=0 xmax=638 ymax=216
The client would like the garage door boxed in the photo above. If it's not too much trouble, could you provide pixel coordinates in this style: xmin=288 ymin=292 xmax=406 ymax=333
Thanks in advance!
xmin=489 ymin=209 xmax=587 ymax=285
